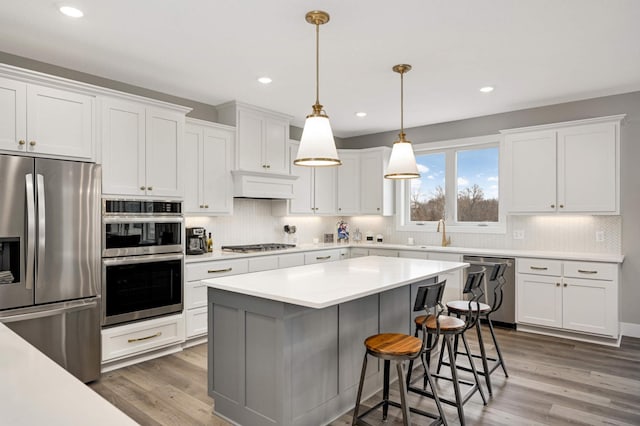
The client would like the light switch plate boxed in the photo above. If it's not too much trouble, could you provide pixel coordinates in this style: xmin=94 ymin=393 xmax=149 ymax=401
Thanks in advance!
xmin=513 ymin=229 xmax=525 ymax=240
xmin=595 ymin=230 xmax=605 ymax=242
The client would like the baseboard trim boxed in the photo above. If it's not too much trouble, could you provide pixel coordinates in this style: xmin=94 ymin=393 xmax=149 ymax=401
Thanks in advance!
xmin=621 ymin=322 xmax=640 ymax=338
xmin=516 ymin=324 xmax=621 ymax=347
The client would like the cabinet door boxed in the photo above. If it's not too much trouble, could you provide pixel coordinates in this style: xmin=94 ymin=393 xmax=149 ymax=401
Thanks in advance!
xmin=264 ymin=117 xmax=289 ymax=174
xmin=183 ymin=124 xmax=203 ymax=212
xmin=0 ymin=77 xmax=27 ymax=152
xmin=516 ymin=274 xmax=562 ymax=328
xmin=145 ymin=108 xmax=184 ymax=197
xmin=562 ymin=277 xmax=617 ymax=336
xmin=236 ymin=108 xmax=264 ymax=171
xmin=557 ymin=123 xmax=617 ymax=213
xmin=506 ymin=130 xmax=557 ymax=213
xmin=289 ymin=142 xmax=314 ymax=214
xmin=26 ymin=84 xmax=93 ymax=159
xmin=101 ymin=98 xmax=146 ymax=196
xmin=202 ymin=126 xmax=234 ymax=214
xmin=337 ymin=151 xmax=360 ymax=215
xmin=313 ymin=167 xmax=337 ymax=214
xmin=360 ymin=152 xmax=383 ymax=214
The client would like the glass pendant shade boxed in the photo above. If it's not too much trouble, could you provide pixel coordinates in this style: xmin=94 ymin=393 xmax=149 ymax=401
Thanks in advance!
xmin=384 ymin=136 xmax=420 ymax=179
xmin=295 ymin=114 xmax=341 ymax=166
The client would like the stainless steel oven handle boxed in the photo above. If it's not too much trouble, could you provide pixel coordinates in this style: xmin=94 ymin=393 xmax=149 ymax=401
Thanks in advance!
xmin=103 ymin=253 xmax=184 ymax=266
xmin=36 ymin=174 xmax=46 ymax=289
xmin=466 ymin=260 xmax=513 ymax=267
xmin=25 ymin=174 xmax=35 ymax=290
xmin=103 ymin=216 xmax=184 ymax=224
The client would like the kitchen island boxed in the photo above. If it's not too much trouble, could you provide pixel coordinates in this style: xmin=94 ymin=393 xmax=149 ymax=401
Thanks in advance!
xmin=203 ymin=256 xmax=468 ymax=426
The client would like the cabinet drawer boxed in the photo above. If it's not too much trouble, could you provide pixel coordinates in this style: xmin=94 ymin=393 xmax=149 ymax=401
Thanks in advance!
xmin=564 ymin=261 xmax=616 ymax=281
xmin=102 ymin=314 xmax=185 ymax=362
xmin=517 ymin=258 xmax=562 ymax=276
xmin=186 ymin=258 xmax=249 ymax=281
xmin=350 ymin=248 xmax=369 ymax=258
xmin=304 ymin=249 xmax=341 ymax=264
xmin=369 ymin=248 xmax=398 ymax=257
xmin=428 ymin=252 xmax=462 ymax=262
xmin=186 ymin=307 xmax=208 ymax=338
xmin=248 ymin=256 xmax=279 ymax=272
xmin=278 ymin=253 xmax=305 ymax=268
xmin=398 ymin=250 xmax=427 ymax=259
xmin=186 ymin=279 xmax=207 ymax=309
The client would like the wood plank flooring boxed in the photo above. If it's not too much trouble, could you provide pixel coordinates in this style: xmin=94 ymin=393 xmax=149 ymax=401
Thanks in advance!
xmin=89 ymin=327 xmax=640 ymax=425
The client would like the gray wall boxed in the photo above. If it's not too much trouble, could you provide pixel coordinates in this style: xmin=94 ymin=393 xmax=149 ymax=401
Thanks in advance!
xmin=343 ymin=92 xmax=640 ymax=326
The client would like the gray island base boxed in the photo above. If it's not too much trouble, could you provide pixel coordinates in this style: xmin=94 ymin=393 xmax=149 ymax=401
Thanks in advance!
xmin=204 ymin=256 xmax=468 ymax=426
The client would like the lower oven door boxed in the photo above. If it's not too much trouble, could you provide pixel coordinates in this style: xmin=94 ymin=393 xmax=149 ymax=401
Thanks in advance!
xmin=102 ymin=253 xmax=183 ymax=327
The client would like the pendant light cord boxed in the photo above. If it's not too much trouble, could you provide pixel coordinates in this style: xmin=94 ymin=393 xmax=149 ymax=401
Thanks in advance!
xmin=400 ymin=70 xmax=404 ymax=135
xmin=315 ymin=22 xmax=320 ymax=106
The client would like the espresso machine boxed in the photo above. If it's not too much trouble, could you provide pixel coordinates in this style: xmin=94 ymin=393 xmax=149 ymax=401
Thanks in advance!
xmin=186 ymin=227 xmax=207 ymax=255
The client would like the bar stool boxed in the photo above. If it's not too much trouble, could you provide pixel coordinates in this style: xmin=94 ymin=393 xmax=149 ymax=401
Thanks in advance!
xmin=352 ymin=280 xmax=448 ymax=426
xmin=438 ymin=263 xmax=509 ymax=396
xmin=408 ymin=271 xmax=488 ymax=426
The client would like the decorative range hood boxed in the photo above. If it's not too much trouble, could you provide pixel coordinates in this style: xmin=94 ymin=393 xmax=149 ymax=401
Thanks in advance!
xmin=231 ymin=170 xmax=298 ymax=199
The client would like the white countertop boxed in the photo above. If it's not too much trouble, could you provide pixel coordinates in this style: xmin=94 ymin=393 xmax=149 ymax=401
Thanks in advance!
xmin=187 ymin=242 xmax=624 ymax=264
xmin=0 ymin=323 xmax=137 ymax=426
xmin=203 ymin=256 xmax=468 ymax=309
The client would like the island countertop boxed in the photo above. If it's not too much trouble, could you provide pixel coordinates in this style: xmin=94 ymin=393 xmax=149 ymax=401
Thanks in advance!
xmin=202 ymin=255 xmax=469 ymax=309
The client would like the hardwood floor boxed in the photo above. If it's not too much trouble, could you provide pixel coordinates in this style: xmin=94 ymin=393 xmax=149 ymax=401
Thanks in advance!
xmin=89 ymin=328 xmax=640 ymax=425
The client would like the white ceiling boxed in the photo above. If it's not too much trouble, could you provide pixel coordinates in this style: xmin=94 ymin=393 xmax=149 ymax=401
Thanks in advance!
xmin=1 ymin=1 xmax=639 ymax=137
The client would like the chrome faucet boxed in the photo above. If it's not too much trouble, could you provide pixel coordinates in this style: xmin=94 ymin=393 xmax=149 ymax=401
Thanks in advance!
xmin=437 ymin=219 xmax=451 ymax=247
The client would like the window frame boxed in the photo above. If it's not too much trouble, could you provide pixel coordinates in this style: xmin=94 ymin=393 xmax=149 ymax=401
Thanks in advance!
xmin=396 ymin=134 xmax=506 ymax=234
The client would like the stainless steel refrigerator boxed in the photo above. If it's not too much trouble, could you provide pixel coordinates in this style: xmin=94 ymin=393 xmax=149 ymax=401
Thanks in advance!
xmin=0 ymin=154 xmax=101 ymax=383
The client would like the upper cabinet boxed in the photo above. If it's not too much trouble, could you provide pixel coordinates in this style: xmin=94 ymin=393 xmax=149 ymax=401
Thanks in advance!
xmin=217 ymin=101 xmax=291 ymax=175
xmin=0 ymin=76 xmax=93 ymax=160
xmin=503 ymin=116 xmax=623 ymax=214
xmin=359 ymin=147 xmax=394 ymax=216
xmin=184 ymin=119 xmax=234 ymax=215
xmin=336 ymin=150 xmax=360 ymax=215
xmin=288 ymin=141 xmax=337 ymax=215
xmin=101 ymin=97 xmax=186 ymax=198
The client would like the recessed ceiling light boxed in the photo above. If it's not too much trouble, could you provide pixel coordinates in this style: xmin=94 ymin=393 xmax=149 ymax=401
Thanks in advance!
xmin=59 ymin=5 xmax=84 ymax=18
xmin=355 ymin=112 xmax=367 ymax=118
xmin=479 ymin=86 xmax=494 ymax=93
xmin=258 ymin=77 xmax=272 ymax=84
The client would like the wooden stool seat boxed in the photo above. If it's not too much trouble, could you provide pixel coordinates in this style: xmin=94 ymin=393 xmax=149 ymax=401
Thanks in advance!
xmin=415 ymin=314 xmax=466 ymax=333
xmin=446 ymin=300 xmax=491 ymax=314
xmin=365 ymin=333 xmax=422 ymax=357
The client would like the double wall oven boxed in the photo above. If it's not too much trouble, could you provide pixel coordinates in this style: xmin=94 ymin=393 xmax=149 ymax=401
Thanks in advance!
xmin=102 ymin=200 xmax=183 ymax=327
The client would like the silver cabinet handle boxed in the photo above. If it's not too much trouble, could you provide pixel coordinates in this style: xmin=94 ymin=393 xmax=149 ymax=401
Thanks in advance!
xmin=29 ymin=140 xmax=36 ymax=146
xmin=36 ymin=174 xmax=46 ymax=289
xmin=25 ymin=174 xmax=36 ymax=291
xmin=128 ymin=332 xmax=162 ymax=343
xmin=530 ymin=266 xmax=548 ymax=270
xmin=316 ymin=256 xmax=331 ymax=260
xmin=577 ymin=269 xmax=598 ymax=274
xmin=208 ymin=268 xmax=232 ymax=273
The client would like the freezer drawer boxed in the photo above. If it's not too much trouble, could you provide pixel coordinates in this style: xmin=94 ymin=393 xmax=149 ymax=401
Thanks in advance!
xmin=0 ymin=297 xmax=101 ymax=383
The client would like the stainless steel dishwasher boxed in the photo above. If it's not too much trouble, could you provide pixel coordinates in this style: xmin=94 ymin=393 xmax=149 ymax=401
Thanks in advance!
xmin=462 ymin=255 xmax=516 ymax=327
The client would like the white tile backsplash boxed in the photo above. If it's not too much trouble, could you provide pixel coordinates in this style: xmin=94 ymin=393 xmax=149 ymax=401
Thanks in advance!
xmin=185 ymin=199 xmax=621 ymax=254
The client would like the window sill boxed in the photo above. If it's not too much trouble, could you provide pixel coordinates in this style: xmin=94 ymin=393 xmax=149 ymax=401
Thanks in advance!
xmin=396 ymin=222 xmax=507 ymax=234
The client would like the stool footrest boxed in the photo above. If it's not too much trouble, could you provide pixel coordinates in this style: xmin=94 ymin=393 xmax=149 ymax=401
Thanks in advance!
xmin=354 ymin=398 xmax=443 ymax=426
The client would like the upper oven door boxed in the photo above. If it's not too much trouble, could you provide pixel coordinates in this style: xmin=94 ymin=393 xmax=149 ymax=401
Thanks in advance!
xmin=103 ymin=217 xmax=183 ymax=257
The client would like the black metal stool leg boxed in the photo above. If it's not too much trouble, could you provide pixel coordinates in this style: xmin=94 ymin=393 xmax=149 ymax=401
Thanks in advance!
xmin=487 ymin=317 xmax=509 ymax=377
xmin=436 ymin=336 xmax=446 ymax=374
xmin=423 ymin=355 xmax=449 ymax=426
xmin=382 ymin=359 xmax=390 ymax=420
xmin=461 ymin=333 xmax=487 ymax=405
xmin=352 ymin=352 xmax=368 ymax=425
xmin=396 ymin=361 xmax=411 ymax=426
xmin=475 ymin=320 xmax=493 ymax=396
xmin=445 ymin=334 xmax=466 ymax=426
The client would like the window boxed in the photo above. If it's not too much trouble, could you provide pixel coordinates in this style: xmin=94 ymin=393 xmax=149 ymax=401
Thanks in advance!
xmin=398 ymin=135 xmax=504 ymax=233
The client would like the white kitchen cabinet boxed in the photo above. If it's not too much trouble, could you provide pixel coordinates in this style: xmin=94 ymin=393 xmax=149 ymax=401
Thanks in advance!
xmin=0 ymin=76 xmax=93 ymax=159
xmin=101 ymin=97 xmax=185 ymax=198
xmin=350 ymin=247 xmax=369 ymax=258
xmin=428 ymin=252 xmax=463 ymax=306
xmin=503 ymin=116 xmax=622 ymax=214
xmin=278 ymin=253 xmax=305 ymax=268
xmin=217 ymin=101 xmax=291 ymax=175
xmin=248 ymin=256 xmax=279 ymax=272
xmin=398 ymin=250 xmax=428 ymax=259
xmin=184 ymin=119 xmax=234 ymax=215
xmin=304 ymin=249 xmax=342 ymax=265
xmin=360 ymin=147 xmax=394 ymax=215
xmin=369 ymin=248 xmax=398 ymax=257
xmin=516 ymin=258 xmax=618 ymax=337
xmin=336 ymin=150 xmax=360 ymax=215
xmin=184 ymin=258 xmax=249 ymax=338
xmin=288 ymin=141 xmax=337 ymax=215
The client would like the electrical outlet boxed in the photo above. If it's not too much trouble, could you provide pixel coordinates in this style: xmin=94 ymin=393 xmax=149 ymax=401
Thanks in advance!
xmin=513 ymin=229 xmax=525 ymax=240
xmin=595 ymin=231 xmax=605 ymax=242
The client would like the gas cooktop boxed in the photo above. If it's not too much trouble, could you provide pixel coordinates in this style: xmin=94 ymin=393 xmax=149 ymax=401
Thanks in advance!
xmin=221 ymin=243 xmax=296 ymax=253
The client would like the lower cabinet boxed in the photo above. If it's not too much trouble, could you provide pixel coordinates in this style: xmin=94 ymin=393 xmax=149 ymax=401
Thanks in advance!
xmin=102 ymin=314 xmax=185 ymax=362
xmin=516 ymin=258 xmax=618 ymax=337
xmin=304 ymin=249 xmax=343 ymax=264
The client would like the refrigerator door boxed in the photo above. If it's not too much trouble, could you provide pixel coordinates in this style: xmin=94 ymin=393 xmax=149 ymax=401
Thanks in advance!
xmin=0 ymin=297 xmax=101 ymax=383
xmin=0 ymin=154 xmax=35 ymax=310
xmin=34 ymin=159 xmax=101 ymax=304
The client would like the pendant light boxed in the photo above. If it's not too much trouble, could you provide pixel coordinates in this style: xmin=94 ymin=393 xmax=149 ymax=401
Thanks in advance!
xmin=384 ymin=64 xmax=420 ymax=179
xmin=294 ymin=10 xmax=341 ymax=167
